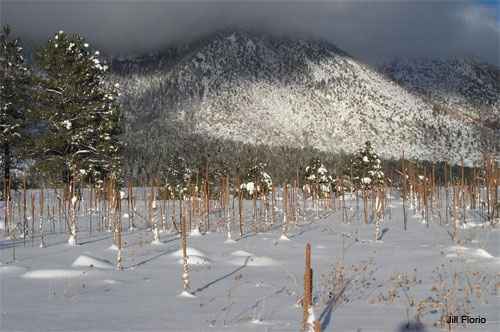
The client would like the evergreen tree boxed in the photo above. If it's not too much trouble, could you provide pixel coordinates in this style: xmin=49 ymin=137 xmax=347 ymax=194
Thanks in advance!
xmin=29 ymin=31 xmax=122 ymax=184
xmin=348 ymin=141 xmax=384 ymax=190
xmin=239 ymin=160 xmax=272 ymax=198
xmin=163 ymin=155 xmax=190 ymax=196
xmin=303 ymin=157 xmax=334 ymax=197
xmin=0 ymin=24 xmax=28 ymax=190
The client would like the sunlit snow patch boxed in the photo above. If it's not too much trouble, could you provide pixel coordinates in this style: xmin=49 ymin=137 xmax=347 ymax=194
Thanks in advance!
xmin=230 ymin=250 xmax=255 ymax=257
xmin=71 ymin=255 xmax=114 ymax=269
xmin=279 ymin=234 xmax=291 ymax=241
xmin=170 ymin=248 xmax=207 ymax=257
xmin=108 ymin=244 xmax=118 ymax=251
xmin=177 ymin=255 xmax=211 ymax=265
xmin=179 ymin=291 xmax=196 ymax=298
xmin=22 ymin=269 xmax=91 ymax=279
xmin=445 ymin=246 xmax=494 ymax=259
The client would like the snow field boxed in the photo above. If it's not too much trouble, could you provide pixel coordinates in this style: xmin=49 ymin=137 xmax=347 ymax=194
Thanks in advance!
xmin=1 ymin=189 xmax=499 ymax=331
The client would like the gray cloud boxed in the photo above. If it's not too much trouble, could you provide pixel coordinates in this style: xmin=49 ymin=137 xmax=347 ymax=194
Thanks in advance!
xmin=1 ymin=1 xmax=498 ymax=65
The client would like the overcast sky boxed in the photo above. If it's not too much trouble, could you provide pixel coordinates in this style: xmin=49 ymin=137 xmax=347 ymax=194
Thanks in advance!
xmin=1 ymin=1 xmax=499 ymax=65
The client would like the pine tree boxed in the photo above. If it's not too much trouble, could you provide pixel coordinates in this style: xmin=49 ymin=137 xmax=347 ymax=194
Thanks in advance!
xmin=29 ymin=31 xmax=122 ymax=184
xmin=303 ymin=157 xmax=334 ymax=197
xmin=349 ymin=141 xmax=384 ymax=190
xmin=163 ymin=155 xmax=190 ymax=196
xmin=0 ymin=24 xmax=28 ymax=192
xmin=239 ymin=160 xmax=272 ymax=198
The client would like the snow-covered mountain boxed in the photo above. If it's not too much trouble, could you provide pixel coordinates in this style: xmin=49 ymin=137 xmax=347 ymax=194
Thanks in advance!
xmin=111 ymin=31 xmax=499 ymax=169
xmin=380 ymin=57 xmax=500 ymax=127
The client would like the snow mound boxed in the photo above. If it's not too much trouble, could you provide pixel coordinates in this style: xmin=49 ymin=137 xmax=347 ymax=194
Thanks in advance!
xmin=179 ymin=291 xmax=196 ymax=298
xmin=467 ymin=248 xmax=494 ymax=259
xmin=177 ymin=255 xmax=211 ymax=265
xmin=229 ymin=255 xmax=276 ymax=267
xmin=170 ymin=248 xmax=207 ymax=258
xmin=279 ymin=234 xmax=291 ymax=241
xmin=108 ymin=244 xmax=118 ymax=251
xmin=71 ymin=255 xmax=114 ymax=269
xmin=0 ymin=265 xmax=28 ymax=276
xmin=230 ymin=250 xmax=255 ymax=256
xmin=22 ymin=269 xmax=92 ymax=279
xmin=151 ymin=240 xmax=165 ymax=245
xmin=446 ymin=246 xmax=494 ymax=259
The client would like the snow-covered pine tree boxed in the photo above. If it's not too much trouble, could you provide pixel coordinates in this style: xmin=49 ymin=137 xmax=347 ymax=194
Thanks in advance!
xmin=349 ymin=141 xmax=384 ymax=190
xmin=0 ymin=24 xmax=28 ymax=193
xmin=239 ymin=160 xmax=272 ymax=199
xmin=163 ymin=155 xmax=190 ymax=197
xmin=29 ymin=31 xmax=122 ymax=184
xmin=303 ymin=157 xmax=334 ymax=198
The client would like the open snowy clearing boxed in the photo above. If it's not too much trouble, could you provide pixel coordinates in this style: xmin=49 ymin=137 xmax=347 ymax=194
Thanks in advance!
xmin=1 ymin=192 xmax=499 ymax=332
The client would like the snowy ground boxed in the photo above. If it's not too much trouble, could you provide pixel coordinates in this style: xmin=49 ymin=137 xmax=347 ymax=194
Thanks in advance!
xmin=1 ymin=191 xmax=499 ymax=331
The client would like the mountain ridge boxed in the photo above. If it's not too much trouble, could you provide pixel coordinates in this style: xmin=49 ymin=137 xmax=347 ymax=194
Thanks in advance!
xmin=106 ymin=30 xmax=499 ymax=179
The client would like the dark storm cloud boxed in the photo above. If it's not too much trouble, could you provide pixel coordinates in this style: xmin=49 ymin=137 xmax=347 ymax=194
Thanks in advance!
xmin=1 ymin=1 xmax=498 ymax=65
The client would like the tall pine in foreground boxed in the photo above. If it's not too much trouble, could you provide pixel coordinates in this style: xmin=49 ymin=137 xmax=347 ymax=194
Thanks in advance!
xmin=30 ymin=31 xmax=122 ymax=184
xmin=0 ymin=24 xmax=28 ymax=190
